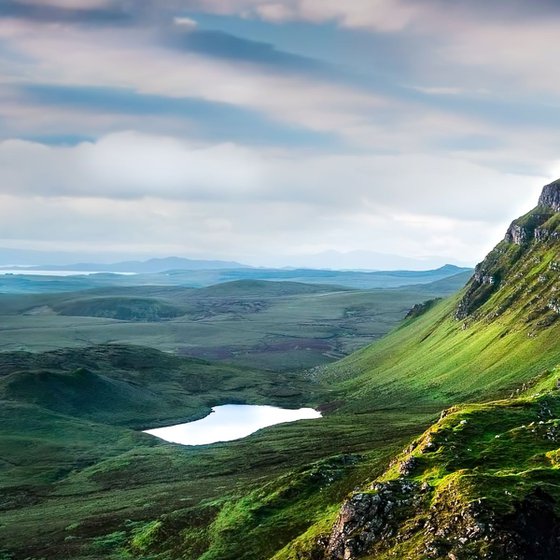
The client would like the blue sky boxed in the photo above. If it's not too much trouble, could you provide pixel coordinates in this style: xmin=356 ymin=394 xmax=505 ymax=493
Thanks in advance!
xmin=0 ymin=0 xmax=559 ymax=267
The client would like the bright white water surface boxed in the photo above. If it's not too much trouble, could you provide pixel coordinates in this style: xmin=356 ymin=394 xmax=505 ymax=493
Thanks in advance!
xmin=0 ymin=269 xmax=135 ymax=276
xmin=143 ymin=404 xmax=322 ymax=445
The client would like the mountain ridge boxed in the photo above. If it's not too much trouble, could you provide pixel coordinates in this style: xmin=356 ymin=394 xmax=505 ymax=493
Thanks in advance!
xmin=278 ymin=178 xmax=560 ymax=559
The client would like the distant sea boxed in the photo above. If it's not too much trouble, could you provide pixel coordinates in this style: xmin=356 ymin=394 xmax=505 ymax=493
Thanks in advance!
xmin=0 ymin=269 xmax=136 ymax=276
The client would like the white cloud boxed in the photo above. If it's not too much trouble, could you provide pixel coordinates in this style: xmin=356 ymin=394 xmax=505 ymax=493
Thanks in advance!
xmin=0 ymin=132 xmax=263 ymax=200
xmin=199 ymin=0 xmax=420 ymax=32
xmin=173 ymin=16 xmax=197 ymax=28
xmin=15 ymin=0 xmax=112 ymax=8
xmin=0 ymin=131 xmax=549 ymax=264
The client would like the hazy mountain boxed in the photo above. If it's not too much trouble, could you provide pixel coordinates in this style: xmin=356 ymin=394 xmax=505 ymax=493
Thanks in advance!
xmin=0 ymin=248 xmax=471 ymax=272
xmin=17 ymin=256 xmax=249 ymax=273
xmin=248 ymin=250 xmax=472 ymax=271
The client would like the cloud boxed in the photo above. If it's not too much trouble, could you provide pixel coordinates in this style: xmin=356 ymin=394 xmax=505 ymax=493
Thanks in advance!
xmin=0 ymin=132 xmax=265 ymax=200
xmin=16 ymin=83 xmax=340 ymax=147
xmin=0 ymin=131 xmax=544 ymax=218
xmin=0 ymin=129 xmax=550 ymax=264
xmin=0 ymin=0 xmax=131 ymax=25
xmin=0 ymin=17 xmax=388 ymax=148
xmin=173 ymin=16 xmax=197 ymax=28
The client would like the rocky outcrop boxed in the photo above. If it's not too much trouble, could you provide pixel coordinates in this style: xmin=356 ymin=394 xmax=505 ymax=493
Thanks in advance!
xmin=501 ymin=180 xmax=560 ymax=246
xmin=504 ymin=223 xmax=532 ymax=245
xmin=504 ymin=212 xmax=555 ymax=246
xmin=321 ymin=472 xmax=560 ymax=560
xmin=538 ymin=179 xmax=560 ymax=212
xmin=454 ymin=263 xmax=499 ymax=320
xmin=324 ymin=479 xmax=426 ymax=559
xmin=406 ymin=299 xmax=441 ymax=320
xmin=456 ymin=179 xmax=560 ymax=320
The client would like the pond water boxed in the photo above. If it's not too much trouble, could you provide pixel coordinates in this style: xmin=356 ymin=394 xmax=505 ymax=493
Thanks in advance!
xmin=143 ymin=404 xmax=322 ymax=446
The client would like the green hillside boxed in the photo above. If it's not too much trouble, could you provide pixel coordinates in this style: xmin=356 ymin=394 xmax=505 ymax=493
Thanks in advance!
xmin=272 ymin=180 xmax=560 ymax=558
xmin=278 ymin=373 xmax=560 ymax=559
xmin=324 ymin=182 xmax=560 ymax=413
xmin=0 ymin=344 xmax=316 ymax=427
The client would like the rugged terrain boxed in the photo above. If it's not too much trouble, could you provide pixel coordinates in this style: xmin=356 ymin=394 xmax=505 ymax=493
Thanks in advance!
xmin=274 ymin=180 xmax=560 ymax=559
xmin=3 ymin=181 xmax=560 ymax=559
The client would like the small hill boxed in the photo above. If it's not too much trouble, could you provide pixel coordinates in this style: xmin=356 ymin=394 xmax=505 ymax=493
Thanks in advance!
xmin=197 ymin=279 xmax=347 ymax=297
xmin=0 ymin=367 xmax=166 ymax=423
xmin=0 ymin=344 xmax=313 ymax=426
xmin=53 ymin=296 xmax=185 ymax=321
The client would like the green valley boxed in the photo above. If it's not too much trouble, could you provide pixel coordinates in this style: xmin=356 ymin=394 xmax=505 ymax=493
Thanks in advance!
xmin=0 ymin=275 xmax=468 ymax=370
xmin=3 ymin=182 xmax=560 ymax=559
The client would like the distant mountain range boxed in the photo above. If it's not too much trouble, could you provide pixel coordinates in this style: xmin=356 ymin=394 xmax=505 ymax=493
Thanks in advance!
xmin=250 ymin=250 xmax=472 ymax=271
xmin=0 ymin=248 xmax=471 ymax=272
xmin=20 ymin=256 xmax=249 ymax=273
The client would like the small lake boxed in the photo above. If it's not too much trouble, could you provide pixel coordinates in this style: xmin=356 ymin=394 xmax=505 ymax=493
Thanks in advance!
xmin=143 ymin=404 xmax=322 ymax=446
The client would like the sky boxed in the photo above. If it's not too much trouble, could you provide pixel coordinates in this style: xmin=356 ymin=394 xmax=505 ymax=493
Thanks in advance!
xmin=1 ymin=0 xmax=560 ymax=268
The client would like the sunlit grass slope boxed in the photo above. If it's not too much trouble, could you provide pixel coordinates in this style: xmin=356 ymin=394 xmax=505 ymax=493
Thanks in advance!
xmin=278 ymin=372 xmax=560 ymax=559
xmin=324 ymin=198 xmax=560 ymax=412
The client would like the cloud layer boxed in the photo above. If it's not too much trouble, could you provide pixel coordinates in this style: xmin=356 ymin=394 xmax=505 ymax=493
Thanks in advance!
xmin=1 ymin=0 xmax=559 ymax=266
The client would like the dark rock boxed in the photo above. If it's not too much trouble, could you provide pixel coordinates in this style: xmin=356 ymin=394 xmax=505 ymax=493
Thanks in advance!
xmin=500 ymin=488 xmax=560 ymax=560
xmin=398 ymin=456 xmax=419 ymax=476
xmin=406 ymin=299 xmax=441 ymax=320
xmin=539 ymin=179 xmax=560 ymax=212
xmin=324 ymin=479 xmax=424 ymax=559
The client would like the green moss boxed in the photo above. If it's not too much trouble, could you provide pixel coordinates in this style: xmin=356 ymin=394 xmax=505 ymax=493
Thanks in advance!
xmin=130 ymin=520 xmax=162 ymax=551
xmin=90 ymin=530 xmax=129 ymax=553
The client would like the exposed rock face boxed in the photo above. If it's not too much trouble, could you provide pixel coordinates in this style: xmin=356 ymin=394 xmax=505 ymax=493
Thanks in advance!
xmin=502 ymin=180 xmax=560 ymax=246
xmin=324 ymin=479 xmax=426 ymax=559
xmin=504 ymin=223 xmax=532 ymax=245
xmin=503 ymin=211 xmax=555 ymax=246
xmin=455 ymin=179 xmax=560 ymax=320
xmin=501 ymin=488 xmax=560 ymax=560
xmin=454 ymin=262 xmax=499 ymax=320
xmin=539 ymin=179 xmax=560 ymax=212
xmin=321 ymin=476 xmax=560 ymax=560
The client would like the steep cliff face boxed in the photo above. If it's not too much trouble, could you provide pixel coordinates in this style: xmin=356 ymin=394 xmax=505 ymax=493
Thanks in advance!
xmin=539 ymin=179 xmax=560 ymax=212
xmin=456 ymin=179 xmax=560 ymax=322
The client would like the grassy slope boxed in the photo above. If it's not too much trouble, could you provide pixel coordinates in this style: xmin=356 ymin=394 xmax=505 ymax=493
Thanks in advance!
xmin=324 ymin=215 xmax=560 ymax=412
xmin=325 ymin=295 xmax=560 ymax=413
xmin=268 ymin=202 xmax=560 ymax=558
xmin=278 ymin=373 xmax=560 ymax=559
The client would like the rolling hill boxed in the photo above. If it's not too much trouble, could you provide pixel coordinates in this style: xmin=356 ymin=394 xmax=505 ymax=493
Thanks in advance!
xmin=0 ymin=275 xmax=469 ymax=371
